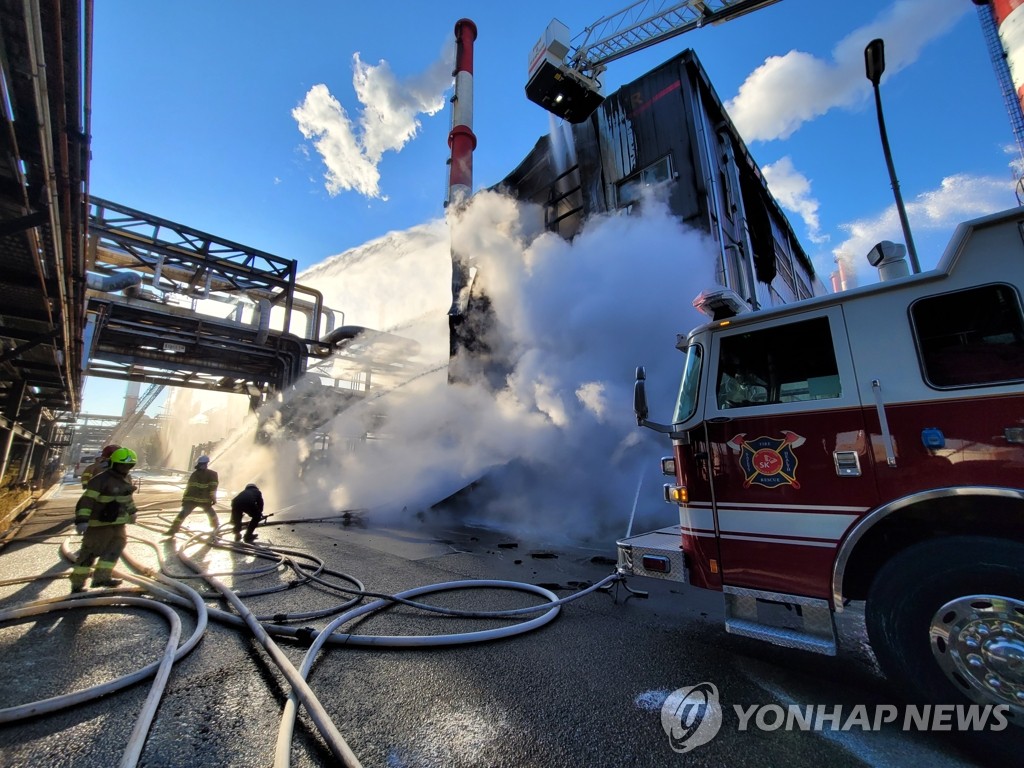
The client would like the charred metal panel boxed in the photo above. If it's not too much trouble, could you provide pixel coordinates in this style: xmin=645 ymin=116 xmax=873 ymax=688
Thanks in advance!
xmin=494 ymin=134 xmax=585 ymax=239
xmin=584 ymin=60 xmax=707 ymax=228
xmin=569 ymin=115 xmax=607 ymax=217
xmin=499 ymin=135 xmax=555 ymax=206
xmin=501 ymin=48 xmax=825 ymax=306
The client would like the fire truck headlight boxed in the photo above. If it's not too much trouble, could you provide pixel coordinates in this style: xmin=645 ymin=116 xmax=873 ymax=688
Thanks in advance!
xmin=663 ymin=484 xmax=688 ymax=505
xmin=660 ymin=457 xmax=676 ymax=476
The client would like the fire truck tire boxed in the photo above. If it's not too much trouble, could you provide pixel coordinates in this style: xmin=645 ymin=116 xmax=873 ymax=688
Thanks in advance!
xmin=866 ymin=536 xmax=1024 ymax=736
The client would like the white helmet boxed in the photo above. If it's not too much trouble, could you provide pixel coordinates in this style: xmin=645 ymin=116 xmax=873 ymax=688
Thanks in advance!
xmin=196 ymin=455 xmax=210 ymax=465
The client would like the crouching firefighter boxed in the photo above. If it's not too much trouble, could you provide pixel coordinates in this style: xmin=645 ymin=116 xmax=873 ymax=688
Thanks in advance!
xmin=231 ymin=483 xmax=264 ymax=543
xmin=70 ymin=447 xmax=139 ymax=592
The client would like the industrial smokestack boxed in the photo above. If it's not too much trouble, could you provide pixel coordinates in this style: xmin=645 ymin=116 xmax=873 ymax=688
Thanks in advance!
xmin=448 ymin=18 xmax=487 ymax=381
xmin=974 ymin=0 xmax=1024 ymax=169
xmin=123 ymin=380 xmax=141 ymax=419
xmin=447 ymin=18 xmax=478 ymax=210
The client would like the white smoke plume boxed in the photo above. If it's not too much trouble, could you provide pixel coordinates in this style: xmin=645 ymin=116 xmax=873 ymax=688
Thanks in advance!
xmin=199 ymin=190 xmax=716 ymax=546
xmin=292 ymin=44 xmax=454 ymax=199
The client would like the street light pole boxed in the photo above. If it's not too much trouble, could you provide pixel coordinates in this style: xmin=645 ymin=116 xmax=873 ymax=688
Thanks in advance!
xmin=865 ymin=38 xmax=921 ymax=274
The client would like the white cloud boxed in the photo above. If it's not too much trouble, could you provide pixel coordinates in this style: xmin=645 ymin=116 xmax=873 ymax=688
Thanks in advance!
xmin=1005 ymin=142 xmax=1024 ymax=178
xmin=355 ymin=52 xmax=453 ymax=162
xmin=829 ymin=173 xmax=1016 ymax=281
xmin=293 ymin=44 xmax=454 ymax=199
xmin=727 ymin=0 xmax=969 ymax=142
xmin=292 ymin=83 xmax=381 ymax=198
xmin=762 ymin=156 xmax=826 ymax=244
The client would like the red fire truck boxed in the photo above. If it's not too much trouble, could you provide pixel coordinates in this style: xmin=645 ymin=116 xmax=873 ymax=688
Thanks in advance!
xmin=620 ymin=206 xmax=1024 ymax=717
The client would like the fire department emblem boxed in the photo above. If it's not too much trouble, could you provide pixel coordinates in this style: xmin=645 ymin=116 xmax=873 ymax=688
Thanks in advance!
xmin=729 ymin=432 xmax=805 ymax=489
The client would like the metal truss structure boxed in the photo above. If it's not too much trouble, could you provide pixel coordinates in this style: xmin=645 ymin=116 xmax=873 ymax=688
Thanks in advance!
xmin=84 ymin=198 xmax=333 ymax=404
xmin=567 ymin=0 xmax=782 ymax=80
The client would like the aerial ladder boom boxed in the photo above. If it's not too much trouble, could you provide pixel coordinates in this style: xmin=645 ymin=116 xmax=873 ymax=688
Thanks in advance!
xmin=526 ymin=0 xmax=781 ymax=123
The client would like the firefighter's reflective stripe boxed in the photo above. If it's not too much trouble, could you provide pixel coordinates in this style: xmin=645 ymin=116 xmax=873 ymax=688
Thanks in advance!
xmin=72 ymin=557 xmax=117 ymax=576
xmin=80 ymin=459 xmax=106 ymax=488
xmin=75 ymin=487 xmax=136 ymax=526
xmin=71 ymin=510 xmax=129 ymax=589
xmin=182 ymin=469 xmax=218 ymax=504
xmin=182 ymin=485 xmax=217 ymax=502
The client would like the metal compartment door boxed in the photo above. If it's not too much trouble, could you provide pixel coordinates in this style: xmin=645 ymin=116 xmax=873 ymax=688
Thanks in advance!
xmin=702 ymin=306 xmax=877 ymax=599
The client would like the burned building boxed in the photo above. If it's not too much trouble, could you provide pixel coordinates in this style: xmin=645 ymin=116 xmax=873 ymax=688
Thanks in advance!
xmin=502 ymin=48 xmax=827 ymax=312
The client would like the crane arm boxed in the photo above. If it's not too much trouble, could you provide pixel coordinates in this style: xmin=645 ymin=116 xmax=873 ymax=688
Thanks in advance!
xmin=526 ymin=0 xmax=781 ymax=122
xmin=571 ymin=0 xmax=782 ymax=77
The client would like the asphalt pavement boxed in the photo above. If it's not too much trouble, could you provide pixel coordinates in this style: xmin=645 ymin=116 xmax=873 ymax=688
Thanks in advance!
xmin=0 ymin=475 xmax=1002 ymax=767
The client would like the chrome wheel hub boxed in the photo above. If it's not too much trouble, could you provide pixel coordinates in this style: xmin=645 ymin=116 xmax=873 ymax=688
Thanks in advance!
xmin=930 ymin=595 xmax=1024 ymax=718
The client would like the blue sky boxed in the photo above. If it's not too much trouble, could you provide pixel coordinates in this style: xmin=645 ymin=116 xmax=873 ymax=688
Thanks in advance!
xmin=83 ymin=0 xmax=1017 ymax=413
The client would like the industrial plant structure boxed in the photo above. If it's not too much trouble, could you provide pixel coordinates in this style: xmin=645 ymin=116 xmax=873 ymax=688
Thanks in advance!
xmin=2 ymin=2 xmax=1023 ymax=533
xmin=510 ymin=46 xmax=826 ymax=317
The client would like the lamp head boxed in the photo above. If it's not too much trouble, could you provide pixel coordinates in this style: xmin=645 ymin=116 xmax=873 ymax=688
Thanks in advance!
xmin=865 ymin=38 xmax=885 ymax=86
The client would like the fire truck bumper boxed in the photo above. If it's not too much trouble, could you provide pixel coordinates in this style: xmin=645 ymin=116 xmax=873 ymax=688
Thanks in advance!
xmin=616 ymin=526 xmax=689 ymax=583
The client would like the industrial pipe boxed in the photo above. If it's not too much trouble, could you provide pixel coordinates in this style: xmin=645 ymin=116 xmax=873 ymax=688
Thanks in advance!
xmin=24 ymin=0 xmax=76 ymax=409
xmin=319 ymin=325 xmax=367 ymax=348
xmin=86 ymin=270 xmax=143 ymax=293
xmin=45 ymin=0 xmax=79 ymax=382
xmin=255 ymin=298 xmax=271 ymax=345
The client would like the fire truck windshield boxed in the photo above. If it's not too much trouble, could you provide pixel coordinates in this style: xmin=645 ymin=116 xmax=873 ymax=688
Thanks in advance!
xmin=671 ymin=344 xmax=702 ymax=423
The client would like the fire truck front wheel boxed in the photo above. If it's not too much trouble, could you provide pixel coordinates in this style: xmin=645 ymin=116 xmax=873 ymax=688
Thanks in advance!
xmin=866 ymin=536 xmax=1024 ymax=721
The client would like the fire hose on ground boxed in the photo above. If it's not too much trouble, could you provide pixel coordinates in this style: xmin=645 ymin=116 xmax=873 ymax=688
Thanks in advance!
xmin=0 ymin=506 xmax=624 ymax=768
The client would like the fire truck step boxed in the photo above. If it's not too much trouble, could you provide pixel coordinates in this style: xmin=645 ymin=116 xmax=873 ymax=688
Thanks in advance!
xmin=724 ymin=586 xmax=837 ymax=656
xmin=724 ymin=618 xmax=837 ymax=655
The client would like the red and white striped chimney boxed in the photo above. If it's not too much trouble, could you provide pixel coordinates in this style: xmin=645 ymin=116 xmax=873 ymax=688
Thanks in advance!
xmin=447 ymin=18 xmax=478 ymax=209
xmin=977 ymin=1 xmax=1024 ymax=149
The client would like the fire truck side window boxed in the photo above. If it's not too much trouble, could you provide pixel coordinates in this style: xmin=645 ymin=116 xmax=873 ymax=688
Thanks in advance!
xmin=911 ymin=283 xmax=1024 ymax=388
xmin=716 ymin=316 xmax=841 ymax=408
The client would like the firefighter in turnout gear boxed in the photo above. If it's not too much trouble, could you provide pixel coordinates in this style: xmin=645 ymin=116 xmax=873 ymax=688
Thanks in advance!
xmin=70 ymin=447 xmax=138 ymax=592
xmin=166 ymin=455 xmax=219 ymax=535
xmin=80 ymin=444 xmax=120 ymax=489
xmin=231 ymin=483 xmax=265 ymax=543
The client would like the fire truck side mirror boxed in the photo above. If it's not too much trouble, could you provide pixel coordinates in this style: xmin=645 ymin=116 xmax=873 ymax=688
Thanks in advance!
xmin=634 ymin=366 xmax=649 ymax=423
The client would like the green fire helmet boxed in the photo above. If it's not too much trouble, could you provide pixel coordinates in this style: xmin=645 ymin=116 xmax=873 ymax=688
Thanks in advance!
xmin=109 ymin=447 xmax=137 ymax=466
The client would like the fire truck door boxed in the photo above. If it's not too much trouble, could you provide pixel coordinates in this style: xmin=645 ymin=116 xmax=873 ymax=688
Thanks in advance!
xmin=702 ymin=307 xmax=878 ymax=599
